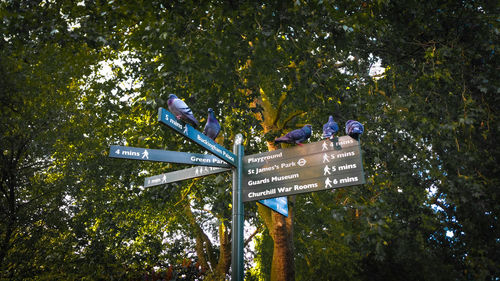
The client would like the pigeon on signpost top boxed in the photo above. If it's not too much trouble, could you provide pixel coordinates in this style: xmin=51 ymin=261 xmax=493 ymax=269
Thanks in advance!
xmin=203 ymin=108 xmax=221 ymax=141
xmin=345 ymin=120 xmax=364 ymax=140
xmin=167 ymin=94 xmax=200 ymax=127
xmin=322 ymin=115 xmax=339 ymax=140
xmin=274 ymin=125 xmax=312 ymax=146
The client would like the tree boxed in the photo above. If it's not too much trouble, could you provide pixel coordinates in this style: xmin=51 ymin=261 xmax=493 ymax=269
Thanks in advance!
xmin=118 ymin=1 xmax=372 ymax=279
xmin=0 ymin=1 xmax=146 ymax=278
xmin=2 ymin=0 xmax=498 ymax=280
xmin=0 ymin=0 xmax=104 ymax=277
xmin=350 ymin=0 xmax=499 ymax=279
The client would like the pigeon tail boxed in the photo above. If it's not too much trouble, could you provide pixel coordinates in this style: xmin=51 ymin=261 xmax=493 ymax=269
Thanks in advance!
xmin=274 ymin=136 xmax=292 ymax=144
xmin=185 ymin=116 xmax=200 ymax=127
xmin=274 ymin=125 xmax=312 ymax=145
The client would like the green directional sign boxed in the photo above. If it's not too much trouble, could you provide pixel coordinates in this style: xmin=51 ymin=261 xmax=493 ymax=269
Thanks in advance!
xmin=144 ymin=166 xmax=231 ymax=187
xmin=109 ymin=145 xmax=230 ymax=168
xmin=158 ymin=107 xmax=237 ymax=166
xmin=242 ymin=136 xmax=365 ymax=201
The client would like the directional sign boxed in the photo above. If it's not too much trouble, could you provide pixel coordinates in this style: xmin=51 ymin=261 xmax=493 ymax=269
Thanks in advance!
xmin=144 ymin=166 xmax=231 ymax=187
xmin=242 ymin=136 xmax=365 ymax=201
xmin=258 ymin=197 xmax=288 ymax=217
xmin=158 ymin=107 xmax=237 ymax=166
xmin=244 ymin=136 xmax=358 ymax=167
xmin=109 ymin=145 xmax=230 ymax=168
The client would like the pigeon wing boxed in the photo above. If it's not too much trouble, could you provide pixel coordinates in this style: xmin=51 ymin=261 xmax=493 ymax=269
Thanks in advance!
xmin=323 ymin=117 xmax=338 ymax=138
xmin=345 ymin=120 xmax=364 ymax=139
xmin=288 ymin=128 xmax=307 ymax=143
xmin=203 ymin=120 xmax=220 ymax=140
xmin=172 ymin=98 xmax=199 ymax=127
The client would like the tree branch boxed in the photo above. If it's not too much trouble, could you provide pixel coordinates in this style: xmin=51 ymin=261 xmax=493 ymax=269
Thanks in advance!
xmin=273 ymin=92 xmax=287 ymax=127
xmin=244 ymin=226 xmax=262 ymax=247
xmin=183 ymin=202 xmax=215 ymax=272
xmin=280 ymin=110 xmax=306 ymax=130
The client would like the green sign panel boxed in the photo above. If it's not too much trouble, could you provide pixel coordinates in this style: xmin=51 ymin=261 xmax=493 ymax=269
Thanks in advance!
xmin=109 ymin=145 xmax=230 ymax=167
xmin=158 ymin=107 xmax=237 ymax=166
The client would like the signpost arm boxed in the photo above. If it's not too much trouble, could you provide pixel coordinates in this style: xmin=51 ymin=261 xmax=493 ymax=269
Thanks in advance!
xmin=231 ymin=134 xmax=244 ymax=281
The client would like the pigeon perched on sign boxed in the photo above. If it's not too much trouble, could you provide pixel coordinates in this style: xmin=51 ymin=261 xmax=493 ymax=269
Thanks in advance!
xmin=203 ymin=108 xmax=221 ymax=141
xmin=167 ymin=94 xmax=200 ymax=127
xmin=345 ymin=120 xmax=364 ymax=140
xmin=322 ymin=115 xmax=339 ymax=140
xmin=274 ymin=125 xmax=312 ymax=146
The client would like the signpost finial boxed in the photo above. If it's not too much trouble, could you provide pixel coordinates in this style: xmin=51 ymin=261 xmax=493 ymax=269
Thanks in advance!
xmin=235 ymin=133 xmax=243 ymax=145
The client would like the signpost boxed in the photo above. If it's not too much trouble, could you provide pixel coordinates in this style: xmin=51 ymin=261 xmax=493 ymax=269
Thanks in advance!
xmin=231 ymin=134 xmax=244 ymax=281
xmin=158 ymin=107 xmax=237 ymax=166
xmin=242 ymin=136 xmax=365 ymax=202
xmin=109 ymin=145 xmax=230 ymax=168
xmin=109 ymin=105 xmax=366 ymax=281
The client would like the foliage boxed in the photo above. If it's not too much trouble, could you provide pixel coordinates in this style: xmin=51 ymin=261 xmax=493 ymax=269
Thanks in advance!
xmin=354 ymin=1 xmax=500 ymax=279
xmin=1 ymin=0 xmax=499 ymax=280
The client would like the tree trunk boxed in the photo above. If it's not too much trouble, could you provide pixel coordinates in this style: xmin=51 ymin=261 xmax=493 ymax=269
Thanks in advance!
xmin=184 ymin=203 xmax=213 ymax=273
xmin=258 ymin=199 xmax=295 ymax=281
xmin=212 ymin=222 xmax=231 ymax=280
xmin=257 ymin=142 xmax=295 ymax=281
xmin=184 ymin=196 xmax=231 ymax=281
xmin=253 ymin=93 xmax=297 ymax=281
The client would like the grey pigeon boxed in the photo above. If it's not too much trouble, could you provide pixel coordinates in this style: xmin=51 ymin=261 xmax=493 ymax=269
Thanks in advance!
xmin=203 ymin=108 xmax=221 ymax=141
xmin=274 ymin=125 xmax=312 ymax=146
xmin=167 ymin=94 xmax=200 ymax=127
xmin=322 ymin=115 xmax=339 ymax=140
xmin=345 ymin=120 xmax=364 ymax=140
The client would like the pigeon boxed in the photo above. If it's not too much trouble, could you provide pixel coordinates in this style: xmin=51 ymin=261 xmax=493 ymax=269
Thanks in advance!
xmin=274 ymin=125 xmax=312 ymax=146
xmin=203 ymin=108 xmax=221 ymax=141
xmin=345 ymin=120 xmax=364 ymax=140
xmin=322 ymin=115 xmax=339 ymax=140
xmin=167 ymin=94 xmax=200 ymax=127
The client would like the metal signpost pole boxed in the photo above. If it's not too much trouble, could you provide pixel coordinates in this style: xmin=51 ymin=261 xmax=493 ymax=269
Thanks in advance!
xmin=231 ymin=134 xmax=244 ymax=281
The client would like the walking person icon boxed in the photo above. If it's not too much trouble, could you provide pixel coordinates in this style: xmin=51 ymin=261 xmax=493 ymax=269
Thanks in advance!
xmin=322 ymin=141 xmax=329 ymax=151
xmin=141 ymin=149 xmax=149 ymax=159
xmin=325 ymin=177 xmax=333 ymax=188
xmin=323 ymin=153 xmax=330 ymax=163
xmin=324 ymin=165 xmax=331 ymax=175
